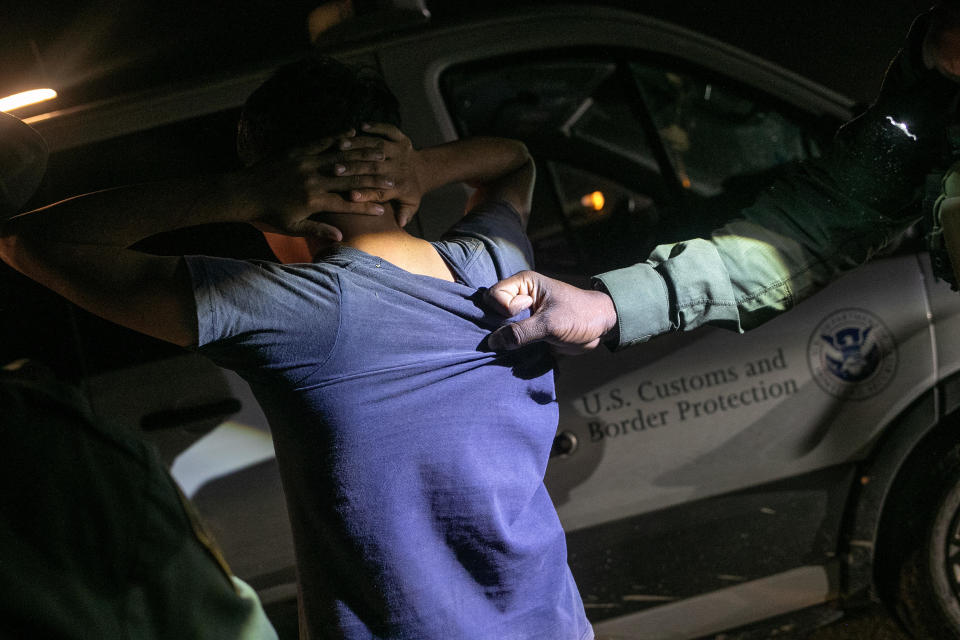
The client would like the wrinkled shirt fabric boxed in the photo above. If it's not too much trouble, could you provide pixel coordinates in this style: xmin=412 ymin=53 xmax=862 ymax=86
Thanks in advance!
xmin=186 ymin=202 xmax=592 ymax=640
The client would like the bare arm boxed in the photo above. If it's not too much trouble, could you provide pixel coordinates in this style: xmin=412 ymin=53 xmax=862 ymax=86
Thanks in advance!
xmin=419 ymin=136 xmax=534 ymax=227
xmin=0 ymin=141 xmax=394 ymax=347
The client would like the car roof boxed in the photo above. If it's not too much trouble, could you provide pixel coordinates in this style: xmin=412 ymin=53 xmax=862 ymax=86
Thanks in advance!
xmin=23 ymin=4 xmax=854 ymax=154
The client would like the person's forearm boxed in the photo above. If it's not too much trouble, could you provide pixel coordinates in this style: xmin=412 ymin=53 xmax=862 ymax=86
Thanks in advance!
xmin=0 ymin=171 xmax=252 ymax=249
xmin=417 ymin=137 xmax=531 ymax=193
xmin=415 ymin=137 xmax=534 ymax=224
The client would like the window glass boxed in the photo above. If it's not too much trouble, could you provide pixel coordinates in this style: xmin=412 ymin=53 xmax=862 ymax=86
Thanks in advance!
xmin=532 ymin=162 xmax=657 ymax=278
xmin=445 ymin=59 xmax=655 ymax=166
xmin=443 ymin=57 xmax=663 ymax=277
xmin=442 ymin=53 xmax=827 ymax=278
xmin=631 ymin=63 xmax=816 ymax=197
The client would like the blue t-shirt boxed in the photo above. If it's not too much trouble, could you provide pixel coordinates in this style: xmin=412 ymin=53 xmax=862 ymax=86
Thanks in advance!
xmin=185 ymin=202 xmax=592 ymax=640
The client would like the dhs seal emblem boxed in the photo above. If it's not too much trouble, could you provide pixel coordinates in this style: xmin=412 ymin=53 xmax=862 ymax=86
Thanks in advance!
xmin=807 ymin=308 xmax=897 ymax=400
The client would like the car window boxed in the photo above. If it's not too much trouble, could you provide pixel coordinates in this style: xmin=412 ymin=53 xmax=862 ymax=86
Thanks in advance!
xmin=531 ymin=162 xmax=659 ymax=278
xmin=442 ymin=52 xmax=830 ymax=278
xmin=631 ymin=63 xmax=819 ymax=197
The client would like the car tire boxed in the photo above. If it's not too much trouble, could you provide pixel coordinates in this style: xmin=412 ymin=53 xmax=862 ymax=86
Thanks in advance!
xmin=891 ymin=442 xmax=960 ymax=639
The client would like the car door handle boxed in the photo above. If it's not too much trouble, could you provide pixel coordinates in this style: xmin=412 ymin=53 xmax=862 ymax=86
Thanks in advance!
xmin=140 ymin=398 xmax=242 ymax=432
xmin=551 ymin=431 xmax=579 ymax=458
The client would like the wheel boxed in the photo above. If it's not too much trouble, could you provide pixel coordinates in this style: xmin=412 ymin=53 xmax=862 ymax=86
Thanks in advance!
xmin=888 ymin=442 xmax=960 ymax=639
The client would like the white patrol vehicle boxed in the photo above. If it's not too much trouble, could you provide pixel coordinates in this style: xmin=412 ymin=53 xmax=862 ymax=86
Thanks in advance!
xmin=7 ymin=3 xmax=960 ymax=638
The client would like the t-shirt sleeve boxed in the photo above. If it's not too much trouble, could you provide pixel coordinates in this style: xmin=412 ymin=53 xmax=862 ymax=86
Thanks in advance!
xmin=184 ymin=255 xmax=341 ymax=384
xmin=438 ymin=200 xmax=534 ymax=281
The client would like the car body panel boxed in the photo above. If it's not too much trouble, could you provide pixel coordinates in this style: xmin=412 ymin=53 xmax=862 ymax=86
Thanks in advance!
xmin=547 ymin=256 xmax=936 ymax=532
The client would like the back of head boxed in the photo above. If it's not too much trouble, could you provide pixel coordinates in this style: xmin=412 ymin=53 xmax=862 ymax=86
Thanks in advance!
xmin=237 ymin=56 xmax=401 ymax=167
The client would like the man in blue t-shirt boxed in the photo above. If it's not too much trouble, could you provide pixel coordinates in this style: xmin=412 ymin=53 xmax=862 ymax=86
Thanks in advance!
xmin=1 ymin=58 xmax=592 ymax=639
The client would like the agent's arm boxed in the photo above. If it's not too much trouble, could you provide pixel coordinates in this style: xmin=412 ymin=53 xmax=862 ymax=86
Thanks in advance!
xmin=487 ymin=6 xmax=960 ymax=353
xmin=0 ymin=141 xmax=392 ymax=347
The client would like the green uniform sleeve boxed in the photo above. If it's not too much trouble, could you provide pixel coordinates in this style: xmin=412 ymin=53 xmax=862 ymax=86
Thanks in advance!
xmin=596 ymin=12 xmax=959 ymax=349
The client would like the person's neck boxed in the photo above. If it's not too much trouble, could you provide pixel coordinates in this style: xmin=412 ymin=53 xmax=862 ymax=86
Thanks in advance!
xmin=341 ymin=228 xmax=417 ymax=262
xmin=338 ymin=228 xmax=455 ymax=282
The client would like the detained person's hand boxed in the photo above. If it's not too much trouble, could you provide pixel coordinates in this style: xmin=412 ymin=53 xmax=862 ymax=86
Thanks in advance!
xmin=485 ymin=270 xmax=618 ymax=355
xmin=334 ymin=123 xmax=425 ymax=227
xmin=239 ymin=132 xmax=395 ymax=241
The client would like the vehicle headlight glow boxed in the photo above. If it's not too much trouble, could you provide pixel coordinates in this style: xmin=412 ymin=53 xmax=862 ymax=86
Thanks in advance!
xmin=0 ymin=88 xmax=57 ymax=113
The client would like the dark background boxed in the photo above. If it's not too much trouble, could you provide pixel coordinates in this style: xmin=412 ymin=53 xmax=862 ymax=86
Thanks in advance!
xmin=0 ymin=0 xmax=936 ymax=116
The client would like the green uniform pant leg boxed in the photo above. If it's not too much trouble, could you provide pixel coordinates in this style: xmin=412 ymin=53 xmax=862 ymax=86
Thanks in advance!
xmin=0 ymin=374 xmax=277 ymax=639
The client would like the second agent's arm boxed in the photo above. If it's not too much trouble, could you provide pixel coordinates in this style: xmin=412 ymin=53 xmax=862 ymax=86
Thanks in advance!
xmin=487 ymin=7 xmax=960 ymax=353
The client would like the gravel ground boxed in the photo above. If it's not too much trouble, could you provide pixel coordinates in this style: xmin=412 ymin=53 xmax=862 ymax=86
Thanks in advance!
xmin=269 ymin=601 xmax=914 ymax=639
xmin=804 ymin=608 xmax=908 ymax=640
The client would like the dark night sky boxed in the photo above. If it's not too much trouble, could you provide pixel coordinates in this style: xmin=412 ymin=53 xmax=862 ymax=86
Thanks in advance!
xmin=439 ymin=0 xmax=930 ymax=104
xmin=635 ymin=0 xmax=929 ymax=104
xmin=0 ymin=0 xmax=937 ymax=110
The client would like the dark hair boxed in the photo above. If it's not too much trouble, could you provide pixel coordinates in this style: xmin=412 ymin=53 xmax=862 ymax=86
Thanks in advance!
xmin=237 ymin=56 xmax=401 ymax=166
